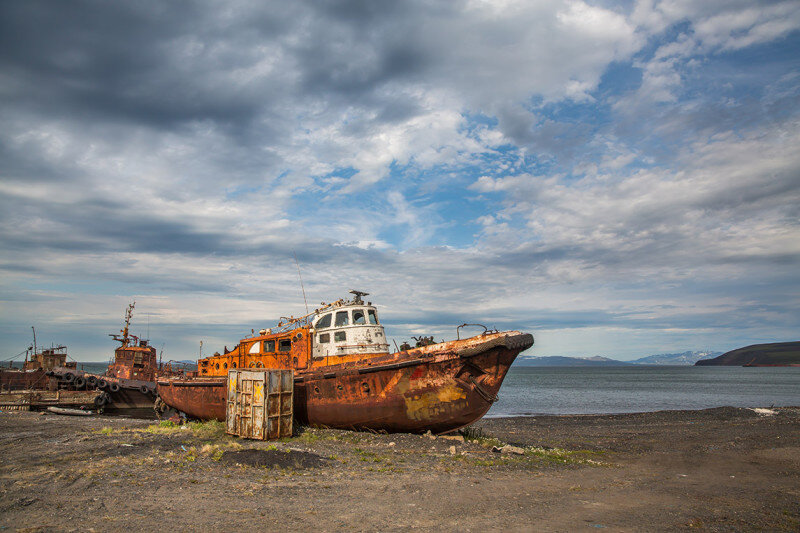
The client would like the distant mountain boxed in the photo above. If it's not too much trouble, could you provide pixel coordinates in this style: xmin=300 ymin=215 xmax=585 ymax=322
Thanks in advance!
xmin=630 ymin=351 xmax=720 ymax=366
xmin=695 ymin=342 xmax=800 ymax=366
xmin=515 ymin=350 xmax=722 ymax=367
xmin=514 ymin=356 xmax=632 ymax=367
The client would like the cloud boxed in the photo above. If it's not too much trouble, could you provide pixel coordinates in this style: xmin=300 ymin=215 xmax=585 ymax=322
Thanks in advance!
xmin=0 ymin=1 xmax=798 ymax=360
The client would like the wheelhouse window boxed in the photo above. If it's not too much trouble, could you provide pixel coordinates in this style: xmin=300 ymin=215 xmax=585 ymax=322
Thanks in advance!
xmin=262 ymin=340 xmax=275 ymax=353
xmin=316 ymin=313 xmax=332 ymax=329
xmin=248 ymin=341 xmax=260 ymax=354
xmin=334 ymin=331 xmax=346 ymax=342
xmin=353 ymin=309 xmax=366 ymax=325
xmin=368 ymin=309 xmax=379 ymax=324
xmin=319 ymin=333 xmax=330 ymax=343
xmin=335 ymin=311 xmax=349 ymax=327
xmin=278 ymin=339 xmax=292 ymax=352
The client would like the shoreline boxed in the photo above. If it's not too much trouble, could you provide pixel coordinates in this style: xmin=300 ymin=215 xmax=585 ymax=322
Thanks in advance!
xmin=484 ymin=404 xmax=800 ymax=419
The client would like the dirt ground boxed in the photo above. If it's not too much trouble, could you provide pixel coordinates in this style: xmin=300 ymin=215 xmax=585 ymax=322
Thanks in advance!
xmin=1 ymin=406 xmax=798 ymax=532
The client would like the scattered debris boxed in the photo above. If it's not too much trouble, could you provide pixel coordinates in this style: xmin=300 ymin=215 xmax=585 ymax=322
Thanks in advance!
xmin=492 ymin=444 xmax=525 ymax=455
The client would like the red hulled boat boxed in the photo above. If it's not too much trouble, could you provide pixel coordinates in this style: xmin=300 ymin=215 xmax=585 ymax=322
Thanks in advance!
xmin=157 ymin=291 xmax=533 ymax=434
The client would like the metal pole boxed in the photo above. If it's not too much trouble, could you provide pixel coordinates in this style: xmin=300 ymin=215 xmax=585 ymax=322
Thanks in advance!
xmin=293 ymin=251 xmax=310 ymax=315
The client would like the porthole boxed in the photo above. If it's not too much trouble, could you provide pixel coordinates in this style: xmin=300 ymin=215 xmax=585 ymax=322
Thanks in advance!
xmin=215 ymin=363 xmax=220 ymax=370
xmin=314 ymin=386 xmax=320 ymax=394
xmin=361 ymin=382 xmax=370 ymax=394
xmin=231 ymin=362 xmax=237 ymax=368
xmin=337 ymin=384 xmax=343 ymax=391
xmin=223 ymin=362 xmax=228 ymax=369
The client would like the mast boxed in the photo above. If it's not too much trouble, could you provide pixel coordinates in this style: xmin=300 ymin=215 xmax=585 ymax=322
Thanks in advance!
xmin=28 ymin=326 xmax=37 ymax=365
xmin=110 ymin=302 xmax=136 ymax=347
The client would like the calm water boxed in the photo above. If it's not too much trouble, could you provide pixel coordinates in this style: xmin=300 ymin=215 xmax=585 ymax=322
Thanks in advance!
xmin=487 ymin=366 xmax=800 ymax=417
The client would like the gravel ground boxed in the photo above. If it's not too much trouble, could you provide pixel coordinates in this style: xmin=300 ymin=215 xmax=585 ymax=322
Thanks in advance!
xmin=1 ymin=406 xmax=798 ymax=532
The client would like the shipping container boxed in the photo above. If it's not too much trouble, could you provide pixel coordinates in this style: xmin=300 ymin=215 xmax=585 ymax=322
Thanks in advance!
xmin=225 ymin=369 xmax=293 ymax=440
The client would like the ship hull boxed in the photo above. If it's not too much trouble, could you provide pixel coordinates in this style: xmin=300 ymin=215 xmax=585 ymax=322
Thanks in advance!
xmin=49 ymin=368 xmax=158 ymax=410
xmin=157 ymin=332 xmax=532 ymax=434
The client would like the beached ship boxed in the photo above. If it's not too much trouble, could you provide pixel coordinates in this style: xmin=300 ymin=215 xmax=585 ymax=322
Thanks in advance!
xmin=0 ymin=329 xmax=75 ymax=392
xmin=51 ymin=303 xmax=185 ymax=411
xmin=157 ymin=291 xmax=533 ymax=434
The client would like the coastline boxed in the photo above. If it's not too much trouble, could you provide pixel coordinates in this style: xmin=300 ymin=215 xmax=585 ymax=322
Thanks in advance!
xmin=1 ymin=406 xmax=798 ymax=531
xmin=483 ymin=404 xmax=800 ymax=418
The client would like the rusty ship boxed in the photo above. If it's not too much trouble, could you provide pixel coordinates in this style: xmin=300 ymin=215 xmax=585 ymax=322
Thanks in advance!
xmin=1 ymin=329 xmax=76 ymax=393
xmin=51 ymin=303 xmax=186 ymax=411
xmin=157 ymin=291 xmax=533 ymax=434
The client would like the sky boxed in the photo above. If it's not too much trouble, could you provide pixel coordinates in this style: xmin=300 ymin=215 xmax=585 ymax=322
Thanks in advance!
xmin=1 ymin=0 xmax=799 ymax=362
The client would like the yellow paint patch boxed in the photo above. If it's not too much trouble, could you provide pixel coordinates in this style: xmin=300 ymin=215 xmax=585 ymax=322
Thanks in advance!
xmin=404 ymin=384 xmax=467 ymax=422
xmin=228 ymin=374 xmax=236 ymax=393
xmin=254 ymin=382 xmax=264 ymax=404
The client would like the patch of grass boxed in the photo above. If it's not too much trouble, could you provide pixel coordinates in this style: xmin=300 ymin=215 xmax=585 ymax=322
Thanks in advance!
xmin=93 ymin=426 xmax=114 ymax=435
xmin=459 ymin=427 xmax=504 ymax=449
xmin=143 ymin=419 xmax=228 ymax=441
xmin=354 ymin=447 xmax=384 ymax=463
xmin=524 ymin=447 xmax=608 ymax=466
xmin=187 ymin=420 xmax=226 ymax=440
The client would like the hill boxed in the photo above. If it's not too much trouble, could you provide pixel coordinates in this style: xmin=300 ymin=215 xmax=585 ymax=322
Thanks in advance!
xmin=695 ymin=341 xmax=800 ymax=366
xmin=514 ymin=356 xmax=631 ymax=367
xmin=630 ymin=351 xmax=720 ymax=365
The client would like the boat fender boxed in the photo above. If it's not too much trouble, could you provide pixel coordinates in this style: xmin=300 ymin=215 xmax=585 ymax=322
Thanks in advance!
xmin=73 ymin=377 xmax=86 ymax=389
xmin=109 ymin=382 xmax=120 ymax=393
xmin=97 ymin=379 xmax=108 ymax=389
xmin=63 ymin=372 xmax=75 ymax=383
xmin=94 ymin=395 xmax=106 ymax=407
xmin=139 ymin=385 xmax=149 ymax=395
xmin=86 ymin=376 xmax=97 ymax=386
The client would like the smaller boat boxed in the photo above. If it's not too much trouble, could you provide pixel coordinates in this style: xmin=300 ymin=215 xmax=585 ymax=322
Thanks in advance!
xmin=0 ymin=328 xmax=75 ymax=392
xmin=51 ymin=303 xmax=187 ymax=411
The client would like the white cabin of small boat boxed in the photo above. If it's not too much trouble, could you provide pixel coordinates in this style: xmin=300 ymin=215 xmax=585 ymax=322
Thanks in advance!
xmin=310 ymin=300 xmax=390 ymax=359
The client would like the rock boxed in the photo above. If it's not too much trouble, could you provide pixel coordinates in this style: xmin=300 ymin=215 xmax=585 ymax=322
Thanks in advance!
xmin=439 ymin=435 xmax=465 ymax=442
xmin=449 ymin=445 xmax=457 ymax=455
xmin=500 ymin=445 xmax=525 ymax=455
xmin=424 ymin=430 xmax=435 ymax=439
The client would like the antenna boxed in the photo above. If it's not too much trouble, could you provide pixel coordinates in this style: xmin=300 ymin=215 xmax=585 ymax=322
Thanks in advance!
xmin=293 ymin=251 xmax=309 ymax=314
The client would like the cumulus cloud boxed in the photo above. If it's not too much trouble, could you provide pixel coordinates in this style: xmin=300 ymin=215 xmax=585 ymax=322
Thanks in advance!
xmin=0 ymin=1 xmax=798 ymax=359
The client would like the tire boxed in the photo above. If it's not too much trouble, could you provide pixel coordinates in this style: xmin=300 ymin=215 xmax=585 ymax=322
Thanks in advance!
xmin=86 ymin=376 xmax=97 ymax=386
xmin=109 ymin=382 xmax=120 ymax=393
xmin=94 ymin=395 xmax=106 ymax=407
xmin=139 ymin=385 xmax=150 ymax=395
xmin=97 ymin=379 xmax=108 ymax=389
xmin=73 ymin=377 xmax=86 ymax=388
xmin=63 ymin=373 xmax=74 ymax=383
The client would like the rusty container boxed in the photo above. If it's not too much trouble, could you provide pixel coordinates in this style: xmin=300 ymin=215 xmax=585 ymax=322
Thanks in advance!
xmin=225 ymin=369 xmax=293 ymax=440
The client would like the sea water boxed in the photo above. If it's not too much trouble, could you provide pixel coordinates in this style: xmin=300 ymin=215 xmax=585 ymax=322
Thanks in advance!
xmin=487 ymin=366 xmax=800 ymax=417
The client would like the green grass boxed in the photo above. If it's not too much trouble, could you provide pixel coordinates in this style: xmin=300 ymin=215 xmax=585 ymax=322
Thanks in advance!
xmin=524 ymin=447 xmax=608 ymax=466
xmin=459 ymin=426 xmax=505 ymax=449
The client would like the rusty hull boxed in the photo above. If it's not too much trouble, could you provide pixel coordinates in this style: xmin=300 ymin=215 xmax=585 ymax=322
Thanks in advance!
xmin=157 ymin=331 xmax=532 ymax=434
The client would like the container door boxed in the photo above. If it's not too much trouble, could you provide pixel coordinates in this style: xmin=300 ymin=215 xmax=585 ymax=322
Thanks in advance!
xmin=226 ymin=369 xmax=292 ymax=440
